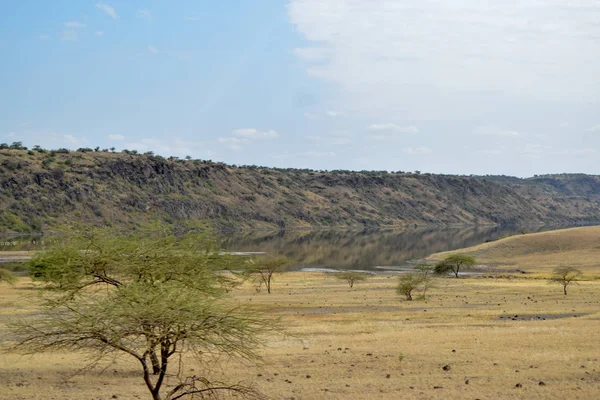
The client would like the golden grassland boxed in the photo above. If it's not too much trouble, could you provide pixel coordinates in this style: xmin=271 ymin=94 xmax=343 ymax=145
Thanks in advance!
xmin=1 ymin=226 xmax=600 ymax=399
xmin=1 ymin=273 xmax=599 ymax=400
xmin=428 ymin=225 xmax=600 ymax=276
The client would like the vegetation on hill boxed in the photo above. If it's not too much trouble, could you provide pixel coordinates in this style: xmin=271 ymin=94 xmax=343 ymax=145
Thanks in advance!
xmin=1 ymin=145 xmax=600 ymax=232
xmin=427 ymin=226 xmax=600 ymax=275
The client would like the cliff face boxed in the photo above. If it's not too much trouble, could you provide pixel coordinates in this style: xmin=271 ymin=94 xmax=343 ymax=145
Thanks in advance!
xmin=1 ymin=149 xmax=600 ymax=232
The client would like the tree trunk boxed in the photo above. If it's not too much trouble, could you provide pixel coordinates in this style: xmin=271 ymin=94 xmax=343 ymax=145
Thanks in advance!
xmin=141 ymin=359 xmax=162 ymax=400
xmin=454 ymin=267 xmax=460 ymax=278
xmin=266 ymin=276 xmax=271 ymax=294
xmin=150 ymin=351 xmax=161 ymax=375
xmin=406 ymin=291 xmax=412 ymax=301
xmin=350 ymin=281 xmax=354 ymax=288
xmin=564 ymin=284 xmax=567 ymax=295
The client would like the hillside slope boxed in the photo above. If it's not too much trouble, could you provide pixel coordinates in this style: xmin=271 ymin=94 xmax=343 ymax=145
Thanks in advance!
xmin=428 ymin=226 xmax=600 ymax=275
xmin=1 ymin=149 xmax=600 ymax=232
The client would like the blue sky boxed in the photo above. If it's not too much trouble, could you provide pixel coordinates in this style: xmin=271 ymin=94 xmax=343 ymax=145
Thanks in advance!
xmin=1 ymin=1 xmax=599 ymax=177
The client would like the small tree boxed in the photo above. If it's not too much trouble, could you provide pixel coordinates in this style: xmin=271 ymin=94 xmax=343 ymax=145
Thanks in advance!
xmin=0 ymin=268 xmax=17 ymax=285
xmin=396 ymin=272 xmax=430 ymax=301
xmin=243 ymin=256 xmax=290 ymax=294
xmin=335 ymin=271 xmax=368 ymax=289
xmin=434 ymin=254 xmax=476 ymax=278
xmin=12 ymin=226 xmax=275 ymax=400
xmin=414 ymin=264 xmax=435 ymax=298
xmin=549 ymin=266 xmax=582 ymax=295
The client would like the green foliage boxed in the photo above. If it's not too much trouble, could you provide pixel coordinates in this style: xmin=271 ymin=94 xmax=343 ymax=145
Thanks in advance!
xmin=396 ymin=270 xmax=433 ymax=301
xmin=0 ymin=268 xmax=17 ymax=285
xmin=335 ymin=271 xmax=369 ymax=288
xmin=16 ymin=226 xmax=275 ymax=400
xmin=241 ymin=255 xmax=290 ymax=294
xmin=434 ymin=254 xmax=476 ymax=278
xmin=549 ymin=266 xmax=582 ymax=295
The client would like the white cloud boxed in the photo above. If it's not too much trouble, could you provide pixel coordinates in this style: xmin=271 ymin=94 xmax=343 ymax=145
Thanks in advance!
xmin=61 ymin=30 xmax=78 ymax=41
xmin=300 ymin=151 xmax=336 ymax=157
xmin=96 ymin=2 xmax=118 ymax=19
xmin=289 ymin=0 xmax=600 ymax=118
xmin=137 ymin=9 xmax=153 ymax=21
xmin=63 ymin=134 xmax=83 ymax=144
xmin=108 ymin=134 xmax=124 ymax=141
xmin=304 ymin=112 xmax=320 ymax=120
xmin=6 ymin=132 xmax=16 ymax=138
xmin=474 ymin=149 xmax=504 ymax=156
xmin=402 ymin=147 xmax=432 ymax=155
xmin=39 ymin=34 xmax=50 ymax=40
xmin=148 ymin=45 xmax=159 ymax=54
xmin=550 ymin=148 xmax=597 ymax=156
xmin=368 ymin=135 xmax=388 ymax=141
xmin=326 ymin=110 xmax=345 ymax=117
xmin=368 ymin=124 xmax=419 ymax=134
xmin=307 ymin=135 xmax=352 ymax=146
xmin=96 ymin=31 xmax=104 ymax=37
xmin=218 ymin=137 xmax=247 ymax=151
xmin=519 ymin=143 xmax=552 ymax=155
xmin=292 ymin=47 xmax=332 ymax=62
xmin=473 ymin=126 xmax=520 ymax=137
xmin=587 ymin=124 xmax=600 ymax=132
xmin=233 ymin=128 xmax=278 ymax=139
xmin=64 ymin=21 xmax=86 ymax=28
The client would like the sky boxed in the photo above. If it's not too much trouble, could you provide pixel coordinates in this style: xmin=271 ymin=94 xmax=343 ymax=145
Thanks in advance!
xmin=1 ymin=0 xmax=599 ymax=177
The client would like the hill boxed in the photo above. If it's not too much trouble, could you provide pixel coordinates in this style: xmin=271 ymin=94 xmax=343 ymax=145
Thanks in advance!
xmin=1 ymin=148 xmax=600 ymax=232
xmin=428 ymin=226 xmax=600 ymax=275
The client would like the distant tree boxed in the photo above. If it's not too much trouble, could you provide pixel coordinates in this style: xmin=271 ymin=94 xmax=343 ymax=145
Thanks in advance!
xmin=434 ymin=254 xmax=476 ymax=278
xmin=102 ymin=148 xmax=109 ymax=152
xmin=94 ymin=146 xmax=100 ymax=152
xmin=242 ymin=256 xmax=290 ymax=294
xmin=335 ymin=271 xmax=369 ymax=289
xmin=185 ymin=155 xmax=192 ymax=160
xmin=549 ymin=267 xmax=583 ymax=295
xmin=10 ymin=141 xmax=27 ymax=150
xmin=0 ymin=143 xmax=9 ymax=149
xmin=0 ymin=269 xmax=17 ymax=285
xmin=76 ymin=147 xmax=94 ymax=153
xmin=55 ymin=148 xmax=70 ymax=154
xmin=14 ymin=226 xmax=274 ymax=400
xmin=33 ymin=145 xmax=43 ymax=151
xmin=396 ymin=272 xmax=431 ymax=301
xmin=144 ymin=151 xmax=154 ymax=156
xmin=110 ymin=147 xmax=116 ymax=152
xmin=414 ymin=264 xmax=436 ymax=297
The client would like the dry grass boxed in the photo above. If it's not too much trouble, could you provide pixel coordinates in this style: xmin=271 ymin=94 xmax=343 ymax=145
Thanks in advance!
xmin=428 ymin=226 xmax=600 ymax=276
xmin=1 ymin=270 xmax=599 ymax=400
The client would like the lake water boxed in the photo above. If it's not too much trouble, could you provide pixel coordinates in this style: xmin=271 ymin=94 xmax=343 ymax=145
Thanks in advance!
xmin=220 ymin=225 xmax=572 ymax=272
xmin=1 ymin=225 xmax=585 ymax=271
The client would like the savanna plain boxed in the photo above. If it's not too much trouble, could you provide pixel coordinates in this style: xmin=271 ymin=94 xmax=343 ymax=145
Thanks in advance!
xmin=1 ymin=227 xmax=600 ymax=399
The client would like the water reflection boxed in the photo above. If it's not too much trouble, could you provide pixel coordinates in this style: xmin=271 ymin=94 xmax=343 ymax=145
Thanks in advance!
xmin=220 ymin=225 xmax=563 ymax=271
xmin=0 ymin=225 xmax=585 ymax=271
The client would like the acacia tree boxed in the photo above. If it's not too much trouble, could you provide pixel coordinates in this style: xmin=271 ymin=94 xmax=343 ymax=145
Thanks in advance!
xmin=335 ymin=271 xmax=369 ymax=289
xmin=12 ymin=226 xmax=275 ymax=400
xmin=434 ymin=254 xmax=476 ymax=278
xmin=243 ymin=256 xmax=290 ymax=294
xmin=396 ymin=270 xmax=433 ymax=301
xmin=414 ymin=264 xmax=435 ymax=297
xmin=549 ymin=266 xmax=583 ymax=295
